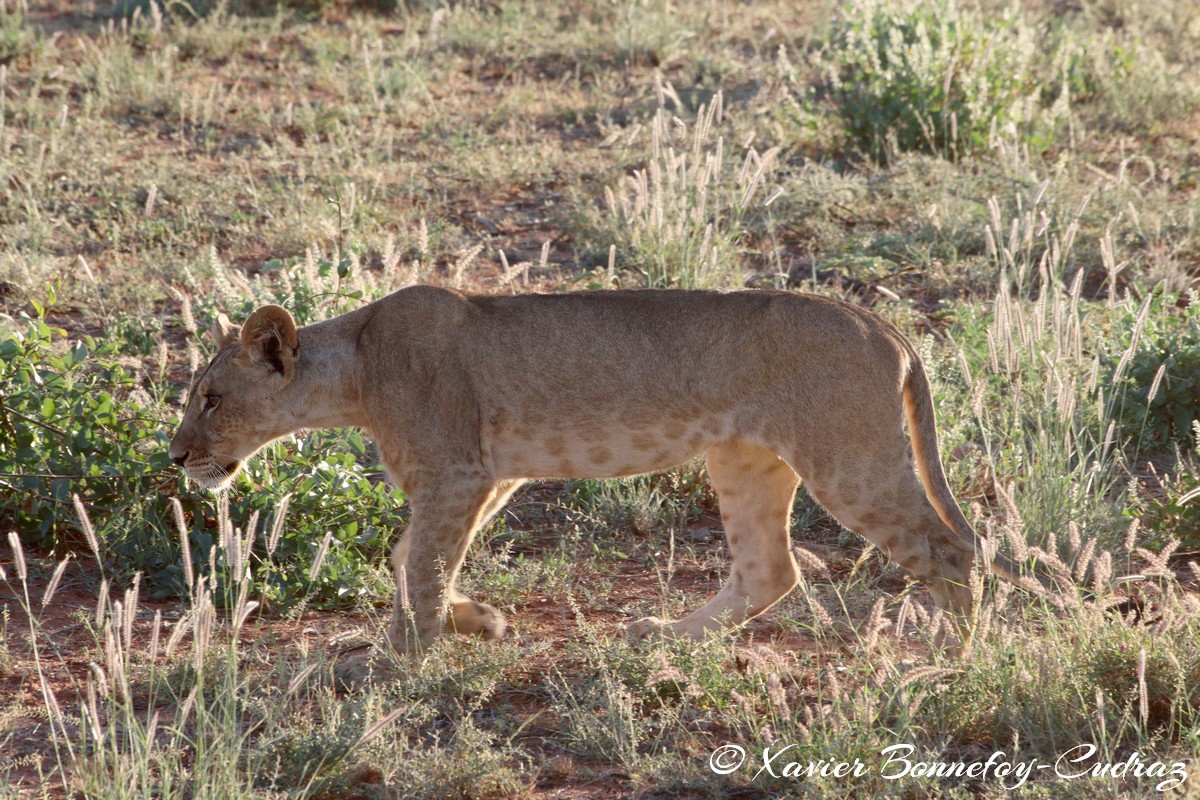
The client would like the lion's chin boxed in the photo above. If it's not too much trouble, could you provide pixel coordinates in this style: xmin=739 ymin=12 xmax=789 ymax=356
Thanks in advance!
xmin=187 ymin=459 xmax=242 ymax=491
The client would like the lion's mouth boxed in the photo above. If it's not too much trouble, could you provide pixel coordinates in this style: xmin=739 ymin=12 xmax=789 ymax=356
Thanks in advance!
xmin=211 ymin=459 xmax=243 ymax=488
xmin=185 ymin=458 xmax=243 ymax=491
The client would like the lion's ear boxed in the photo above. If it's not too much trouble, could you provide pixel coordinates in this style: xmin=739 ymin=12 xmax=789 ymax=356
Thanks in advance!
xmin=210 ymin=313 xmax=240 ymax=349
xmin=240 ymin=305 xmax=299 ymax=382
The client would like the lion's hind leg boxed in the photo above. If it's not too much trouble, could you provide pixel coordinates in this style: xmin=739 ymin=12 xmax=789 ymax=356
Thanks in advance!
xmin=628 ymin=441 xmax=801 ymax=640
xmin=802 ymin=458 xmax=978 ymax=656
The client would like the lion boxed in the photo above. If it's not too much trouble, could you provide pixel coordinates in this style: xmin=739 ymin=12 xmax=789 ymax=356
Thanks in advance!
xmin=169 ymin=285 xmax=1024 ymax=682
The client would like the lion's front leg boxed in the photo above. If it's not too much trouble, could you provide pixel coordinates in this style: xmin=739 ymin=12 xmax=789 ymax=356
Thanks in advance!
xmin=393 ymin=535 xmax=507 ymax=640
xmin=335 ymin=476 xmax=519 ymax=690
xmin=381 ymin=478 xmax=501 ymax=656
xmin=389 ymin=521 xmax=512 ymax=643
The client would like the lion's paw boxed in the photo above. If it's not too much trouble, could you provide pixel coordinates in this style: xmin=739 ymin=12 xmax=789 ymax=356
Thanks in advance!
xmin=333 ymin=651 xmax=398 ymax=693
xmin=453 ymin=601 xmax=507 ymax=640
xmin=623 ymin=616 xmax=673 ymax=641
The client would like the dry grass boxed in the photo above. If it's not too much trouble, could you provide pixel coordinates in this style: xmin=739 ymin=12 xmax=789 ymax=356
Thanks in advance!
xmin=1 ymin=0 xmax=1200 ymax=797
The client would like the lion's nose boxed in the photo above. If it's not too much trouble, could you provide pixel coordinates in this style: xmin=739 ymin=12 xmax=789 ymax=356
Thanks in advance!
xmin=171 ymin=453 xmax=188 ymax=467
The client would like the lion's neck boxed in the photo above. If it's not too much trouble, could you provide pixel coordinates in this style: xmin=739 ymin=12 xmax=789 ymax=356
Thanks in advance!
xmin=285 ymin=315 xmax=369 ymax=430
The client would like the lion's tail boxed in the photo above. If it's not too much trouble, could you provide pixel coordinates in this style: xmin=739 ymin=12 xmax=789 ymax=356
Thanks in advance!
xmin=901 ymin=347 xmax=1047 ymax=591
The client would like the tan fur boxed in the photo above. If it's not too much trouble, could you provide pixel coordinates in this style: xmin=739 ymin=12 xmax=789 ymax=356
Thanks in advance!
xmin=169 ymin=286 xmax=1015 ymax=683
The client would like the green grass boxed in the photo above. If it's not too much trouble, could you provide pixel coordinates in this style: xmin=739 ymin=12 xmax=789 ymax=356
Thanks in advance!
xmin=2 ymin=0 xmax=1200 ymax=796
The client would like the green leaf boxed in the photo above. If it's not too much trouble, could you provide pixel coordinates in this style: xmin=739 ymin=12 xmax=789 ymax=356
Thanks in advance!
xmin=15 ymin=446 xmax=40 ymax=462
xmin=1173 ymin=406 xmax=1195 ymax=436
xmin=67 ymin=341 xmax=89 ymax=367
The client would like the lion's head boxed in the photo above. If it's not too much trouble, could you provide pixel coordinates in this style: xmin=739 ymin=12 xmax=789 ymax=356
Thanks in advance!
xmin=168 ymin=305 xmax=300 ymax=491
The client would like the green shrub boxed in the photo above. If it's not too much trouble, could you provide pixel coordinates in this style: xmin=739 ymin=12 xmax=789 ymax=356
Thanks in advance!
xmin=1128 ymin=453 xmax=1200 ymax=550
xmin=819 ymin=0 xmax=1062 ymax=161
xmin=0 ymin=6 xmax=41 ymax=66
xmin=1054 ymin=8 xmax=1200 ymax=136
xmin=213 ymin=432 xmax=399 ymax=610
xmin=0 ymin=285 xmax=171 ymax=549
xmin=1108 ymin=292 xmax=1200 ymax=451
xmin=0 ymin=280 xmax=398 ymax=608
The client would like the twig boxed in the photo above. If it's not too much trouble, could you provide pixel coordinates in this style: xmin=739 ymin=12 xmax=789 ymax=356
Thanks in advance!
xmin=0 ymin=401 xmax=68 ymax=437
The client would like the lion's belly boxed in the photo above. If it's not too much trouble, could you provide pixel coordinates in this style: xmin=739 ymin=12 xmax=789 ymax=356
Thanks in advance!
xmin=485 ymin=413 xmax=729 ymax=480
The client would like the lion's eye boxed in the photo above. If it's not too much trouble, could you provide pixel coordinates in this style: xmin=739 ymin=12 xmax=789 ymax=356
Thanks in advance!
xmin=203 ymin=394 xmax=221 ymax=412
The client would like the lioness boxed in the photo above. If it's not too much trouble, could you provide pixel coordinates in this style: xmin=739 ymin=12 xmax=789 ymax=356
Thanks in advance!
xmin=169 ymin=286 xmax=1017 ymax=677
